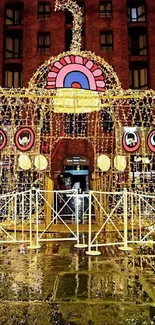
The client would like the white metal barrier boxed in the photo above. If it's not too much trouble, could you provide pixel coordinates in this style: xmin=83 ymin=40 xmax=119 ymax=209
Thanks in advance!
xmin=0 ymin=188 xmax=155 ymax=251
xmin=33 ymin=189 xmax=81 ymax=247
xmin=86 ymin=189 xmax=155 ymax=255
xmin=0 ymin=190 xmax=32 ymax=244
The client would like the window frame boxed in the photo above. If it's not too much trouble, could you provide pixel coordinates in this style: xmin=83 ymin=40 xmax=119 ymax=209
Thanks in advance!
xmin=99 ymin=1 xmax=112 ymax=18
xmin=38 ymin=2 xmax=51 ymax=19
xmin=129 ymin=28 xmax=147 ymax=56
xmin=130 ymin=64 xmax=148 ymax=89
xmin=5 ymin=4 xmax=23 ymax=25
xmin=4 ymin=64 xmax=23 ymax=88
xmin=37 ymin=32 xmax=51 ymax=54
xmin=128 ymin=4 xmax=146 ymax=22
xmin=66 ymin=113 xmax=87 ymax=136
xmin=5 ymin=35 xmax=23 ymax=59
xmin=100 ymin=31 xmax=113 ymax=52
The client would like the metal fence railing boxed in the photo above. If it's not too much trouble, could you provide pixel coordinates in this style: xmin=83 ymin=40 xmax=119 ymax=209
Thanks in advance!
xmin=0 ymin=188 xmax=155 ymax=252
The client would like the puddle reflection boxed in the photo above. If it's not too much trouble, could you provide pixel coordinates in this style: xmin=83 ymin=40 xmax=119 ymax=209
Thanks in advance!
xmin=0 ymin=242 xmax=155 ymax=324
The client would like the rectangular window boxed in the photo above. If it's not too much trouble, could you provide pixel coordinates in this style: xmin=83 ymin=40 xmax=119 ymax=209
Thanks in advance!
xmin=65 ymin=28 xmax=72 ymax=51
xmin=38 ymin=2 xmax=51 ymax=19
xmin=5 ymin=68 xmax=22 ymax=88
xmin=129 ymin=30 xmax=147 ymax=56
xmin=5 ymin=37 xmax=23 ymax=59
xmin=5 ymin=5 xmax=23 ymax=25
xmin=128 ymin=5 xmax=146 ymax=22
xmin=100 ymin=1 xmax=112 ymax=18
xmin=130 ymin=66 xmax=148 ymax=89
xmin=100 ymin=32 xmax=113 ymax=52
xmin=38 ymin=33 xmax=51 ymax=53
xmin=139 ymin=34 xmax=147 ymax=55
xmin=66 ymin=114 xmax=87 ymax=136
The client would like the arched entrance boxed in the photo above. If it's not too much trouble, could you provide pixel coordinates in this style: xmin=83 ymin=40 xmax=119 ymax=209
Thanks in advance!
xmin=51 ymin=138 xmax=94 ymax=190
xmin=63 ymin=154 xmax=90 ymax=191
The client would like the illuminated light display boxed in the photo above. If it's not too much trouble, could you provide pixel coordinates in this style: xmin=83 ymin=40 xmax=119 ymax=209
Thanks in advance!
xmin=34 ymin=155 xmax=48 ymax=171
xmin=147 ymin=130 xmax=155 ymax=153
xmin=46 ymin=55 xmax=105 ymax=92
xmin=0 ymin=0 xmax=154 ymax=196
xmin=97 ymin=155 xmax=111 ymax=171
xmin=18 ymin=154 xmax=32 ymax=170
xmin=14 ymin=127 xmax=35 ymax=152
xmin=114 ymin=156 xmax=127 ymax=172
xmin=0 ymin=129 xmax=7 ymax=151
xmin=122 ymin=130 xmax=141 ymax=153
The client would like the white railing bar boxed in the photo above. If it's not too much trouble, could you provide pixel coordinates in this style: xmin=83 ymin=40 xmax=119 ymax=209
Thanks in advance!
xmin=91 ymin=196 xmax=124 ymax=244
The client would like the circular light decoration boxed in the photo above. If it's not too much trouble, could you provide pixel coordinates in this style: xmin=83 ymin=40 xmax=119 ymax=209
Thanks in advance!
xmin=34 ymin=155 xmax=48 ymax=171
xmin=18 ymin=154 xmax=31 ymax=170
xmin=97 ymin=155 xmax=110 ymax=171
xmin=46 ymin=55 xmax=105 ymax=92
xmin=147 ymin=130 xmax=155 ymax=153
xmin=14 ymin=127 xmax=35 ymax=152
xmin=0 ymin=129 xmax=7 ymax=151
xmin=122 ymin=131 xmax=141 ymax=153
xmin=114 ymin=156 xmax=127 ymax=172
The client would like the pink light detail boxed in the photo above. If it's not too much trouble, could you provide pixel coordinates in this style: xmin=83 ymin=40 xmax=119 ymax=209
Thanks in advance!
xmin=97 ymin=87 xmax=105 ymax=92
xmin=54 ymin=61 xmax=63 ymax=69
xmin=96 ymin=80 xmax=105 ymax=87
xmin=93 ymin=69 xmax=102 ymax=77
xmin=47 ymin=77 xmax=56 ymax=82
xmin=86 ymin=61 xmax=94 ymax=70
xmin=64 ymin=56 xmax=71 ymax=64
xmin=95 ymin=75 xmax=104 ymax=81
xmin=48 ymin=72 xmax=57 ymax=78
xmin=47 ymin=81 xmax=56 ymax=86
xmin=56 ymin=64 xmax=97 ymax=90
xmin=75 ymin=56 xmax=83 ymax=64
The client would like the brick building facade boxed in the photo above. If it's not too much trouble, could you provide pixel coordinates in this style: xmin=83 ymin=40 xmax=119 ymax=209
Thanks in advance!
xmin=0 ymin=0 xmax=155 ymax=89
xmin=0 ymin=0 xmax=155 ymax=192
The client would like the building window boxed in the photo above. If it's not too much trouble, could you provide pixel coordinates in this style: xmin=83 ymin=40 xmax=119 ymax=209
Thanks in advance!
xmin=5 ymin=33 xmax=23 ymax=59
xmin=65 ymin=28 xmax=72 ymax=51
xmin=130 ymin=63 xmax=148 ymax=89
xmin=38 ymin=33 xmax=51 ymax=53
xmin=128 ymin=2 xmax=146 ymax=22
xmin=100 ymin=1 xmax=112 ymax=18
xmin=101 ymin=110 xmax=113 ymax=132
xmin=5 ymin=4 xmax=23 ymax=25
xmin=4 ymin=64 xmax=22 ymax=88
xmin=81 ymin=29 xmax=85 ymax=50
xmin=129 ymin=28 xmax=147 ymax=55
xmin=38 ymin=2 xmax=51 ymax=19
xmin=66 ymin=114 xmax=87 ymax=136
xmin=100 ymin=32 xmax=113 ymax=52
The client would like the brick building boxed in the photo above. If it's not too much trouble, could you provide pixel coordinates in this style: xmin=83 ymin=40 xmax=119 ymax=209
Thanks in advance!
xmin=0 ymin=0 xmax=155 ymax=192
xmin=0 ymin=0 xmax=155 ymax=90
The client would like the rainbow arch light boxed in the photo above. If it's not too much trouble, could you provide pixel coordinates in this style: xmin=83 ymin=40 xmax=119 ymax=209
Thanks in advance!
xmin=46 ymin=55 xmax=105 ymax=92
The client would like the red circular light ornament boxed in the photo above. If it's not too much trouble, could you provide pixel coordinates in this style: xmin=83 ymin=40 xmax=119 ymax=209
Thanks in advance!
xmin=14 ymin=127 xmax=35 ymax=152
xmin=0 ymin=129 xmax=7 ymax=151
xmin=147 ymin=130 xmax=155 ymax=153
xmin=122 ymin=131 xmax=141 ymax=153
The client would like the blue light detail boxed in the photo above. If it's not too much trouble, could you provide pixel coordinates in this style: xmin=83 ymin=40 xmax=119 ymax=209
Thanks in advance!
xmin=64 ymin=71 xmax=90 ymax=89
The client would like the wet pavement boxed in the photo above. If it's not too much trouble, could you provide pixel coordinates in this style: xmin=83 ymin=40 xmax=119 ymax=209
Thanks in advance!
xmin=0 ymin=241 xmax=155 ymax=325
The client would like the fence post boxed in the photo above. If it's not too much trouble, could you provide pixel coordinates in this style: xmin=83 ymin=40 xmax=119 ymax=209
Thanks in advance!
xmin=14 ymin=193 xmax=17 ymax=242
xmin=86 ymin=191 xmax=101 ymax=256
xmin=27 ymin=188 xmax=41 ymax=250
xmin=74 ymin=190 xmax=88 ymax=249
xmin=119 ymin=188 xmax=133 ymax=252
